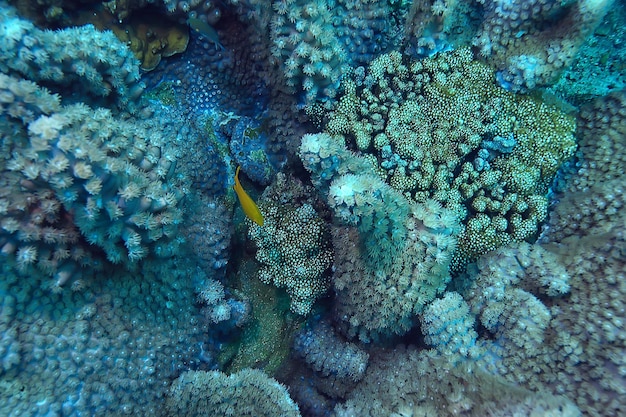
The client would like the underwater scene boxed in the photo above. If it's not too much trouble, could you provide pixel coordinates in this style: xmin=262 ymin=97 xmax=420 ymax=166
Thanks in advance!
xmin=0 ymin=0 xmax=625 ymax=415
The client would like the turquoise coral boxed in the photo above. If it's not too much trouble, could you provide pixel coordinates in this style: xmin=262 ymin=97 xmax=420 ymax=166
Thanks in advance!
xmin=0 ymin=4 xmax=143 ymax=111
xmin=300 ymin=132 xmax=461 ymax=341
xmin=1 ymin=74 xmax=185 ymax=272
xmin=0 ymin=2 xmax=188 ymax=288
xmin=0 ymin=0 xmax=624 ymax=416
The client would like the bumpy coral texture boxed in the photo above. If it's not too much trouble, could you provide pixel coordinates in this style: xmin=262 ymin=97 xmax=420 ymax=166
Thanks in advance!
xmin=165 ymin=368 xmax=301 ymax=417
xmin=473 ymin=0 xmax=614 ymax=92
xmin=420 ymin=291 xmax=479 ymax=359
xmin=294 ymin=320 xmax=369 ymax=382
xmin=268 ymin=0 xmax=393 ymax=104
xmin=300 ymin=132 xmax=460 ymax=341
xmin=0 ymin=4 xmax=143 ymax=111
xmin=403 ymin=0 xmax=614 ymax=92
xmin=0 ymin=258 xmax=207 ymax=416
xmin=1 ymin=74 xmax=185 ymax=275
xmin=335 ymin=345 xmax=581 ymax=417
xmin=328 ymin=172 xmax=409 ymax=270
xmin=248 ymin=201 xmax=333 ymax=315
xmin=463 ymin=242 xmax=571 ymax=366
xmin=456 ymin=92 xmax=626 ymax=416
xmin=182 ymin=194 xmax=232 ymax=274
xmin=542 ymin=91 xmax=626 ymax=243
xmin=321 ymin=48 xmax=576 ymax=271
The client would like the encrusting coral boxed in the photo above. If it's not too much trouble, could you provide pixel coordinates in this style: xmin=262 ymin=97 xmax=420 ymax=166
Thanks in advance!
xmin=334 ymin=345 xmax=581 ymax=417
xmin=77 ymin=7 xmax=190 ymax=71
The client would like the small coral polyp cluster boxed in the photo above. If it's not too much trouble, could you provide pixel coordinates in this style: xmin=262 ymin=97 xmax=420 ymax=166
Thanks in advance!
xmin=248 ymin=199 xmax=333 ymax=316
xmin=322 ymin=47 xmax=576 ymax=270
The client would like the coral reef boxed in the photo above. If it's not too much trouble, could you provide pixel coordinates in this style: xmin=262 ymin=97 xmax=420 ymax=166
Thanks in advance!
xmin=0 ymin=5 xmax=143 ymax=111
xmin=462 ymin=241 xmax=571 ymax=367
xmin=542 ymin=90 xmax=626 ymax=243
xmin=229 ymin=116 xmax=275 ymax=185
xmin=317 ymin=48 xmax=576 ymax=271
xmin=548 ymin=3 xmax=626 ymax=103
xmin=335 ymin=345 xmax=581 ymax=417
xmin=300 ymin=132 xmax=461 ymax=341
xmin=443 ymin=91 xmax=626 ymax=416
xmin=165 ymin=368 xmax=301 ymax=417
xmin=222 ymin=258 xmax=301 ymax=375
xmin=248 ymin=201 xmax=333 ymax=315
xmin=401 ymin=0 xmax=615 ymax=93
xmin=182 ymin=194 xmax=232 ymax=273
xmin=1 ymin=0 xmax=624 ymax=416
xmin=288 ymin=319 xmax=369 ymax=410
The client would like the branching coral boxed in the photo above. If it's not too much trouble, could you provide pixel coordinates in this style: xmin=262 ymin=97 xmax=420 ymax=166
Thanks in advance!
xmin=265 ymin=0 xmax=397 ymax=104
xmin=2 ymin=74 xmax=185 ymax=264
xmin=293 ymin=320 xmax=369 ymax=383
xmin=449 ymin=92 xmax=626 ymax=416
xmin=319 ymin=48 xmax=576 ymax=271
xmin=420 ymin=291 xmax=480 ymax=360
xmin=463 ymin=242 xmax=571 ymax=360
xmin=0 ymin=257 xmax=207 ymax=416
xmin=401 ymin=0 xmax=613 ymax=92
xmin=0 ymin=68 xmax=186 ymax=289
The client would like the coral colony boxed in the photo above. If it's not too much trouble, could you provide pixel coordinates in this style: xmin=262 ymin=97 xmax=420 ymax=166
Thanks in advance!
xmin=0 ymin=0 xmax=625 ymax=416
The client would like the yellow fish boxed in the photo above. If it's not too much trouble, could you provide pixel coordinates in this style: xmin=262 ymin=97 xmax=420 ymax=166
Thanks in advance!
xmin=233 ymin=166 xmax=264 ymax=226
